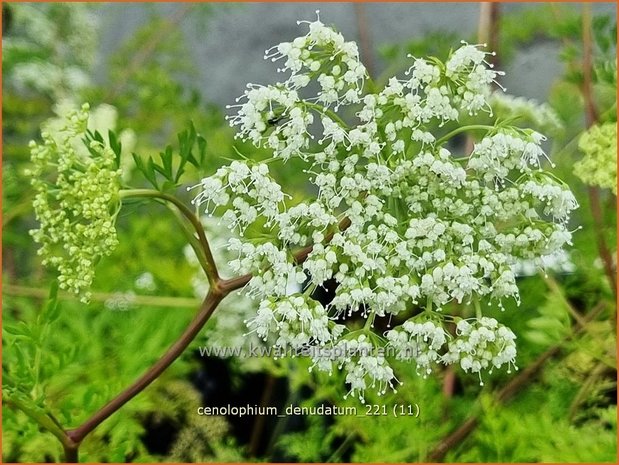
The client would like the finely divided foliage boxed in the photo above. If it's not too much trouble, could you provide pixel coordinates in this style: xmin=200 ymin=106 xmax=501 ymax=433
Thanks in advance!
xmin=192 ymin=14 xmax=577 ymax=399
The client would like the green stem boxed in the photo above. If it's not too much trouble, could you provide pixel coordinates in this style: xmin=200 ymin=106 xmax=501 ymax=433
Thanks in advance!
xmin=166 ymin=200 xmax=213 ymax=277
xmin=435 ymin=125 xmax=495 ymax=146
xmin=4 ymin=283 xmax=199 ymax=308
xmin=474 ymin=298 xmax=482 ymax=319
xmin=426 ymin=295 xmax=433 ymax=313
xmin=119 ymin=189 xmax=220 ymax=285
xmin=327 ymin=432 xmax=356 ymax=462
xmin=67 ymin=290 xmax=224 ymax=444
xmin=364 ymin=310 xmax=376 ymax=330
xmin=4 ymin=396 xmax=71 ymax=447
xmin=303 ymin=101 xmax=349 ymax=129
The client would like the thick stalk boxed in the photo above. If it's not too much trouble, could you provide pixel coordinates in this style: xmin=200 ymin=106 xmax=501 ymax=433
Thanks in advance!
xmin=120 ymin=189 xmax=220 ymax=285
xmin=63 ymin=445 xmax=79 ymax=463
xmin=55 ymin=208 xmax=352 ymax=456
xmin=13 ymin=190 xmax=354 ymax=462
xmin=580 ymin=5 xmax=617 ymax=300
xmin=66 ymin=290 xmax=223 ymax=444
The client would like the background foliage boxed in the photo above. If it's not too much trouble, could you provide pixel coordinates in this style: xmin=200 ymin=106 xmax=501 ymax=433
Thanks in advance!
xmin=2 ymin=2 xmax=616 ymax=463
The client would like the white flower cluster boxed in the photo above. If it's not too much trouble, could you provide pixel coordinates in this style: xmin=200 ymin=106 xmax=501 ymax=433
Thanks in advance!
xmin=444 ymin=41 xmax=505 ymax=115
xmin=191 ymin=161 xmax=285 ymax=234
xmin=336 ymin=335 xmax=397 ymax=402
xmin=468 ymin=130 xmax=549 ymax=184
xmin=442 ymin=318 xmax=517 ymax=385
xmin=264 ymin=11 xmax=366 ymax=107
xmin=386 ymin=316 xmax=516 ymax=384
xmin=489 ymin=92 xmax=563 ymax=134
xmin=194 ymin=15 xmax=577 ymax=400
xmin=306 ymin=334 xmax=397 ymax=402
xmin=28 ymin=104 xmax=121 ymax=302
xmin=228 ymin=239 xmax=307 ymax=298
xmin=227 ymin=12 xmax=366 ymax=160
xmin=246 ymin=294 xmax=344 ymax=349
xmin=521 ymin=178 xmax=578 ymax=222
xmin=386 ymin=319 xmax=448 ymax=376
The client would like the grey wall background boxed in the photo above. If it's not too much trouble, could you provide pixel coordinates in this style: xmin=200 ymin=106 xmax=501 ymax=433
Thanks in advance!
xmin=95 ymin=2 xmax=617 ymax=110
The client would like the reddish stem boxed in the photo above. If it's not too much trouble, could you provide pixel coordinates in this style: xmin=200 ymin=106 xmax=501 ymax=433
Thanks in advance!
xmin=59 ymin=213 xmax=353 ymax=461
xmin=66 ymin=290 xmax=224 ymax=444
xmin=427 ymin=303 xmax=605 ymax=461
xmin=580 ymin=4 xmax=617 ymax=299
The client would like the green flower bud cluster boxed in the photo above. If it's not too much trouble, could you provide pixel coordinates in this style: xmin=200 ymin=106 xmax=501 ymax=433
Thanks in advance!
xmin=28 ymin=103 xmax=122 ymax=302
xmin=575 ymin=122 xmax=617 ymax=194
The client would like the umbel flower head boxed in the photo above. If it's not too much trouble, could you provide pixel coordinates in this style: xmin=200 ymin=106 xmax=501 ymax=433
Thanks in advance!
xmin=575 ymin=122 xmax=617 ymax=194
xmin=28 ymin=103 xmax=122 ymax=302
xmin=193 ymin=13 xmax=578 ymax=400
